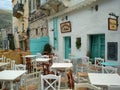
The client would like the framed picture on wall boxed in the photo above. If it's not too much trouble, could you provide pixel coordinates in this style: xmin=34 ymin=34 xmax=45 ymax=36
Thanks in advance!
xmin=60 ymin=21 xmax=71 ymax=33
xmin=107 ymin=42 xmax=118 ymax=61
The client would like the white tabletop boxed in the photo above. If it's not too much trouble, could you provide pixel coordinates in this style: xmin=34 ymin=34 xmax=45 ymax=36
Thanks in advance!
xmin=88 ymin=73 xmax=120 ymax=86
xmin=0 ymin=70 xmax=27 ymax=81
xmin=51 ymin=63 xmax=73 ymax=69
xmin=24 ymin=55 xmax=36 ymax=58
xmin=36 ymin=58 xmax=50 ymax=62
xmin=0 ymin=62 xmax=9 ymax=67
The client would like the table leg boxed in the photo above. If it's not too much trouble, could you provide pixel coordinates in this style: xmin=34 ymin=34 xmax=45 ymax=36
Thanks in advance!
xmin=10 ymin=81 xmax=14 ymax=90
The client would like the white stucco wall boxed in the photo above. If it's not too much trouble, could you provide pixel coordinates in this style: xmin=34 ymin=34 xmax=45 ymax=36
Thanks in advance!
xmin=48 ymin=0 xmax=120 ymax=64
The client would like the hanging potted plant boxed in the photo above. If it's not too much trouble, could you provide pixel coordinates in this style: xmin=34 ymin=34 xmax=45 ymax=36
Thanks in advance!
xmin=76 ymin=38 xmax=81 ymax=49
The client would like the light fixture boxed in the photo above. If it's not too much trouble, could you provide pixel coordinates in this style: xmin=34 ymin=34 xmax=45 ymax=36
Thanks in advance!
xmin=109 ymin=12 xmax=119 ymax=19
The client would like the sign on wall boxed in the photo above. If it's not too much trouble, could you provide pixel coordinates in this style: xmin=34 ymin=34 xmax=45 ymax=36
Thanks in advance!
xmin=60 ymin=21 xmax=71 ymax=33
xmin=108 ymin=18 xmax=118 ymax=31
xmin=107 ymin=42 xmax=118 ymax=61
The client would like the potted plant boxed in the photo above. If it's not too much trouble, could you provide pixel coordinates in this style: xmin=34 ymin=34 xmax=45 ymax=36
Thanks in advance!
xmin=76 ymin=38 xmax=81 ymax=49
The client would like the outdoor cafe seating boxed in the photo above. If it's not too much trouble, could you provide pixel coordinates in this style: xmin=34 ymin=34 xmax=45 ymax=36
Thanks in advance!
xmin=0 ymin=52 xmax=120 ymax=90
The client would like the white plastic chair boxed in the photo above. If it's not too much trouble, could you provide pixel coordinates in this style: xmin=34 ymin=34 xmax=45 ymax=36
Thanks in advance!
xmin=20 ymin=71 xmax=41 ymax=90
xmin=52 ymin=56 xmax=59 ymax=63
xmin=1 ymin=55 xmax=6 ymax=62
xmin=15 ymin=64 xmax=26 ymax=70
xmin=11 ymin=60 xmax=16 ymax=70
xmin=102 ymin=66 xmax=118 ymax=73
xmin=94 ymin=57 xmax=104 ymax=67
xmin=41 ymin=74 xmax=61 ymax=90
xmin=89 ymin=57 xmax=104 ymax=73
xmin=36 ymin=53 xmax=42 ymax=58
xmin=108 ymin=85 xmax=120 ymax=90
xmin=63 ymin=59 xmax=71 ymax=63
xmin=77 ymin=56 xmax=89 ymax=72
xmin=22 ymin=56 xmax=26 ymax=65
xmin=0 ymin=55 xmax=4 ymax=62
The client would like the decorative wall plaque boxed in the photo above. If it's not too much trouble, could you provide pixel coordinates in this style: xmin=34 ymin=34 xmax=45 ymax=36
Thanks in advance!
xmin=60 ymin=21 xmax=71 ymax=33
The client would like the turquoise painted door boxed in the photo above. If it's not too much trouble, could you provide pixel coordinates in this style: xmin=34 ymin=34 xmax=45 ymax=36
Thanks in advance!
xmin=64 ymin=37 xmax=71 ymax=59
xmin=90 ymin=34 xmax=105 ymax=59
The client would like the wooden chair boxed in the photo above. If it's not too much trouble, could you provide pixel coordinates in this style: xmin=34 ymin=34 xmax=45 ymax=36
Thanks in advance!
xmin=20 ymin=71 xmax=41 ymax=90
xmin=67 ymin=69 xmax=74 ymax=89
xmin=41 ymin=74 xmax=61 ymax=90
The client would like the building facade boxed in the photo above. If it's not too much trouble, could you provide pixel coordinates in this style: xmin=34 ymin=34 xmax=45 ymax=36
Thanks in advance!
xmin=47 ymin=0 xmax=120 ymax=64
xmin=12 ymin=0 xmax=29 ymax=51
xmin=28 ymin=0 xmax=68 ymax=54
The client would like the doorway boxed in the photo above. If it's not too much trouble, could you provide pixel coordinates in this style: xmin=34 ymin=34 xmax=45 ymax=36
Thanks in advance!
xmin=64 ymin=36 xmax=71 ymax=59
xmin=90 ymin=34 xmax=105 ymax=60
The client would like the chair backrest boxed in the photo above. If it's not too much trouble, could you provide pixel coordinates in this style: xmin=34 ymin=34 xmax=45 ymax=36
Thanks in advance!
xmin=94 ymin=57 xmax=104 ymax=67
xmin=1 ymin=55 xmax=6 ymax=62
xmin=81 ymin=56 xmax=89 ymax=66
xmin=11 ymin=60 xmax=16 ymax=70
xmin=52 ymin=56 xmax=59 ymax=63
xmin=20 ymin=71 xmax=41 ymax=90
xmin=6 ymin=58 xmax=11 ymax=63
xmin=102 ymin=66 xmax=118 ymax=73
xmin=22 ymin=56 xmax=26 ymax=65
xmin=15 ymin=64 xmax=26 ymax=70
xmin=36 ymin=53 xmax=42 ymax=58
xmin=108 ymin=85 xmax=120 ymax=90
xmin=41 ymin=74 xmax=61 ymax=90
xmin=78 ymin=56 xmax=89 ymax=72
xmin=75 ymin=83 xmax=101 ymax=90
xmin=63 ymin=59 xmax=71 ymax=63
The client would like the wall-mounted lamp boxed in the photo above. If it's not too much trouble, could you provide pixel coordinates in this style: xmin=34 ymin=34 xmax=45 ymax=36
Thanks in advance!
xmin=109 ymin=12 xmax=119 ymax=19
xmin=61 ymin=16 xmax=68 ymax=21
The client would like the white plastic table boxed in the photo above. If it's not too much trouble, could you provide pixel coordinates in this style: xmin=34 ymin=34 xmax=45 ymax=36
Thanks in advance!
xmin=88 ymin=73 xmax=120 ymax=86
xmin=36 ymin=58 xmax=50 ymax=62
xmin=24 ymin=55 xmax=36 ymax=58
xmin=0 ymin=62 xmax=9 ymax=67
xmin=0 ymin=70 xmax=27 ymax=90
xmin=50 ymin=63 xmax=73 ymax=70
xmin=50 ymin=63 xmax=73 ymax=88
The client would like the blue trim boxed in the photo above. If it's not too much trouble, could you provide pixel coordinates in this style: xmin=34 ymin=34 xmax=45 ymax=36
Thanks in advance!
xmin=53 ymin=17 xmax=58 ymax=50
